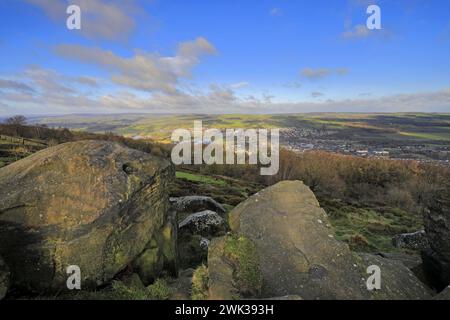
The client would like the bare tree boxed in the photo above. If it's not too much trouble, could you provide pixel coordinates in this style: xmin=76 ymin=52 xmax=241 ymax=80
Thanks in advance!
xmin=5 ymin=115 xmax=26 ymax=126
xmin=4 ymin=115 xmax=27 ymax=136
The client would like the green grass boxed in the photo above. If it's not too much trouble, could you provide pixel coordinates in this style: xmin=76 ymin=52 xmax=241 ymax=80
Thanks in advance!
xmin=0 ymin=135 xmax=48 ymax=168
xmin=320 ymin=198 xmax=423 ymax=252
xmin=399 ymin=131 xmax=450 ymax=141
xmin=176 ymin=171 xmax=227 ymax=186
xmin=171 ymin=170 xmax=263 ymax=206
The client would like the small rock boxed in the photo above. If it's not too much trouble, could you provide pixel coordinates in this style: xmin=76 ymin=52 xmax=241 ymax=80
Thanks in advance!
xmin=170 ymin=196 xmax=226 ymax=217
xmin=200 ymin=238 xmax=210 ymax=251
xmin=179 ymin=210 xmax=226 ymax=237
xmin=392 ymin=230 xmax=429 ymax=251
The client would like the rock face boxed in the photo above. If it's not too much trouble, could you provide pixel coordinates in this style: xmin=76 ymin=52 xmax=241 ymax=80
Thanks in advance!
xmin=392 ymin=230 xmax=429 ymax=251
xmin=133 ymin=210 xmax=179 ymax=285
xmin=229 ymin=181 xmax=367 ymax=300
xmin=423 ymin=186 xmax=450 ymax=290
xmin=0 ymin=140 xmax=175 ymax=292
xmin=170 ymin=196 xmax=226 ymax=218
xmin=179 ymin=210 xmax=226 ymax=237
xmin=0 ymin=256 xmax=10 ymax=300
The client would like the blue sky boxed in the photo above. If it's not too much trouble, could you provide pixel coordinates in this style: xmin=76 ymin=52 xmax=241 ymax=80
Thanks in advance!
xmin=0 ymin=0 xmax=449 ymax=115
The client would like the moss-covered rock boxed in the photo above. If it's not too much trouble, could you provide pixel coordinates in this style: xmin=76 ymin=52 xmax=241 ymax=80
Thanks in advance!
xmin=223 ymin=235 xmax=262 ymax=298
xmin=0 ymin=140 xmax=174 ymax=292
xmin=207 ymin=235 xmax=262 ymax=300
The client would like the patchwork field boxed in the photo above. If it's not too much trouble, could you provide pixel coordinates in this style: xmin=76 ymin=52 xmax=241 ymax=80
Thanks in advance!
xmin=31 ymin=113 xmax=450 ymax=143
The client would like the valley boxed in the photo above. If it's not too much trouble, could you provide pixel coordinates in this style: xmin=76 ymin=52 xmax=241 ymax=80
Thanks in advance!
xmin=30 ymin=113 xmax=450 ymax=164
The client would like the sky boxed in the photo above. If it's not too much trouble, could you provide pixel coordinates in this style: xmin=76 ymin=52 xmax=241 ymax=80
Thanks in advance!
xmin=0 ymin=0 xmax=449 ymax=115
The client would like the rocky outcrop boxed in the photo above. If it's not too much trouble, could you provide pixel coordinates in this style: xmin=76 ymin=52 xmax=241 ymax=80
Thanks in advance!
xmin=392 ymin=230 xmax=429 ymax=251
xmin=227 ymin=180 xmax=431 ymax=300
xmin=0 ymin=140 xmax=175 ymax=292
xmin=179 ymin=210 xmax=226 ymax=237
xmin=356 ymin=253 xmax=432 ymax=300
xmin=170 ymin=196 xmax=226 ymax=218
xmin=0 ymin=256 xmax=10 ymax=300
xmin=423 ymin=184 xmax=450 ymax=290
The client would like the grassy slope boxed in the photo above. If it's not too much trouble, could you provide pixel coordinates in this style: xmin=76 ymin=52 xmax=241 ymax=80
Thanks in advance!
xmin=173 ymin=170 xmax=423 ymax=253
xmin=0 ymin=135 xmax=47 ymax=168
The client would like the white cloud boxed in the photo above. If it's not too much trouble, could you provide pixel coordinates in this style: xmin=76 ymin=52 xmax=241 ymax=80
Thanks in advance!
xmin=0 ymin=79 xmax=35 ymax=93
xmin=2 ymin=67 xmax=449 ymax=114
xmin=26 ymin=0 xmax=139 ymax=41
xmin=55 ymin=38 xmax=217 ymax=94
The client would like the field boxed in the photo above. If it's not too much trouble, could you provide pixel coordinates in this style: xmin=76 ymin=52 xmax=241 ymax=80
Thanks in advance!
xmin=31 ymin=113 xmax=450 ymax=143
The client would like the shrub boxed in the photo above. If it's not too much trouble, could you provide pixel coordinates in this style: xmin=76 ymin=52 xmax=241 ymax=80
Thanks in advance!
xmin=147 ymin=278 xmax=172 ymax=300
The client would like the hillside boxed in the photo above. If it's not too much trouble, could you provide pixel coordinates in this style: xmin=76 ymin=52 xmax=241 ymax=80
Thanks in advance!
xmin=31 ymin=113 xmax=450 ymax=162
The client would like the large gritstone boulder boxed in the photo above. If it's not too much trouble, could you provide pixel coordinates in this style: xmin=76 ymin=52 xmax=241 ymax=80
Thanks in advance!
xmin=229 ymin=181 xmax=367 ymax=300
xmin=423 ymin=182 xmax=450 ymax=291
xmin=228 ymin=181 xmax=430 ymax=300
xmin=0 ymin=140 xmax=174 ymax=292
